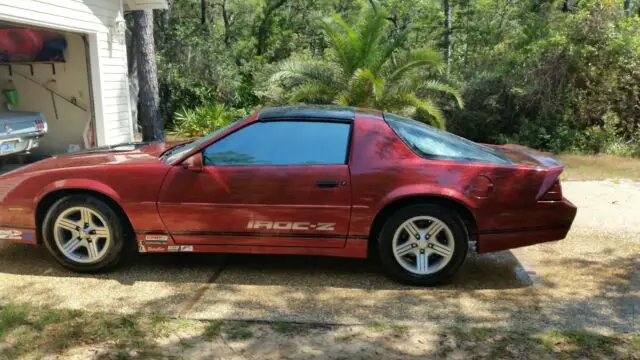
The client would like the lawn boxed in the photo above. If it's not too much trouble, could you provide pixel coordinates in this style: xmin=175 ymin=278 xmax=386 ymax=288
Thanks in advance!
xmin=559 ymin=154 xmax=640 ymax=181
xmin=1 ymin=303 xmax=638 ymax=359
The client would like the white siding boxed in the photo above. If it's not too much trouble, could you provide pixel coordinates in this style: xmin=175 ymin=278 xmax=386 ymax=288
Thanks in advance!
xmin=0 ymin=0 xmax=134 ymax=146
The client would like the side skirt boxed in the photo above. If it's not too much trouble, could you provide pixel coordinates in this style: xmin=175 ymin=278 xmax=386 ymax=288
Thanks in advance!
xmin=136 ymin=235 xmax=368 ymax=259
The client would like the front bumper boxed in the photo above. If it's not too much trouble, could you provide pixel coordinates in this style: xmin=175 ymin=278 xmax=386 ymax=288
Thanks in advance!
xmin=477 ymin=197 xmax=577 ymax=253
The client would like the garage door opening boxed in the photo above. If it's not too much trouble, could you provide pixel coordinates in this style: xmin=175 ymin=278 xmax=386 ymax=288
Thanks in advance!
xmin=0 ymin=22 xmax=96 ymax=166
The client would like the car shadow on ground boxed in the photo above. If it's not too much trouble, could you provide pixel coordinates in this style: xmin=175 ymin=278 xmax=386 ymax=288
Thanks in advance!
xmin=0 ymin=243 xmax=532 ymax=290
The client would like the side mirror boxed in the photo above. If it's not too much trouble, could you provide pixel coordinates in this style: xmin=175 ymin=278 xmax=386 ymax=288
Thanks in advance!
xmin=182 ymin=152 xmax=203 ymax=173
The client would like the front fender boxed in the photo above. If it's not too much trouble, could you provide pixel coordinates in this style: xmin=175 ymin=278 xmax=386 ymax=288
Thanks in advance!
xmin=35 ymin=179 xmax=122 ymax=207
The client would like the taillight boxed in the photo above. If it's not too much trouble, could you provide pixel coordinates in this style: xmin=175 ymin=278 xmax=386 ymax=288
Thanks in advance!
xmin=35 ymin=119 xmax=45 ymax=132
xmin=540 ymin=180 xmax=562 ymax=201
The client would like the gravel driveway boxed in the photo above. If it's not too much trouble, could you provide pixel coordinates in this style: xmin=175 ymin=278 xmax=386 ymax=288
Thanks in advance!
xmin=0 ymin=181 xmax=638 ymax=333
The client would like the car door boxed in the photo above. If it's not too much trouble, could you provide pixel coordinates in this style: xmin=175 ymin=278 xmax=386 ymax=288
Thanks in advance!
xmin=157 ymin=119 xmax=352 ymax=248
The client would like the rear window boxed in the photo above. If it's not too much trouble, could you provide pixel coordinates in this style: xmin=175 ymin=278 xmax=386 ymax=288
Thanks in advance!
xmin=384 ymin=113 xmax=511 ymax=164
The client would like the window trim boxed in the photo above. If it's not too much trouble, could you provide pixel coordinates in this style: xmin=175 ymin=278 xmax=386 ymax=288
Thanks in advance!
xmin=201 ymin=119 xmax=354 ymax=167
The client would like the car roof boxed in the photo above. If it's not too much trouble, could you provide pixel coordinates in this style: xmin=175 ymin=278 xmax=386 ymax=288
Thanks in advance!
xmin=257 ymin=105 xmax=380 ymax=122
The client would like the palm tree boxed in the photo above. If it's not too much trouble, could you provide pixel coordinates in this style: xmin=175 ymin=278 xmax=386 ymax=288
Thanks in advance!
xmin=267 ymin=4 xmax=463 ymax=128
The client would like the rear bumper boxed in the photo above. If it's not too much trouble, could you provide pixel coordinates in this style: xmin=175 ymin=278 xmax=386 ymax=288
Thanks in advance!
xmin=477 ymin=198 xmax=577 ymax=253
xmin=0 ymin=135 xmax=42 ymax=156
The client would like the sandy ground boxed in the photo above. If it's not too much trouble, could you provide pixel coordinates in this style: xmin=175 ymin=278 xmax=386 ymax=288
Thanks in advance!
xmin=0 ymin=180 xmax=638 ymax=337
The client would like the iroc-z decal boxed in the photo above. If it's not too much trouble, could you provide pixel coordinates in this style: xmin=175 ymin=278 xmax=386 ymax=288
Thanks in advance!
xmin=246 ymin=221 xmax=336 ymax=231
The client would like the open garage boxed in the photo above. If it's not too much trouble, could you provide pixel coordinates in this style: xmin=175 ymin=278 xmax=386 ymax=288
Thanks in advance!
xmin=0 ymin=0 xmax=167 ymax=168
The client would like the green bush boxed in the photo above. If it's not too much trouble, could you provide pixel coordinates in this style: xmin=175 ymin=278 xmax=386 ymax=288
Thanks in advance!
xmin=173 ymin=104 xmax=246 ymax=137
xmin=448 ymin=1 xmax=640 ymax=156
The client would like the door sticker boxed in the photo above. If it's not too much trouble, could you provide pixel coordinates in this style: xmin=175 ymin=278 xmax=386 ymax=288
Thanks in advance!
xmin=246 ymin=221 xmax=336 ymax=231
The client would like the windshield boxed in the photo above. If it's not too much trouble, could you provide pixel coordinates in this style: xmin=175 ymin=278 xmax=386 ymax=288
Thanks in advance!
xmin=162 ymin=119 xmax=241 ymax=163
xmin=384 ymin=113 xmax=511 ymax=164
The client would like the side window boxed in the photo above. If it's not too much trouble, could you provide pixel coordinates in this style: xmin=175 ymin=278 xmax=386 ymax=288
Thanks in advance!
xmin=203 ymin=121 xmax=351 ymax=166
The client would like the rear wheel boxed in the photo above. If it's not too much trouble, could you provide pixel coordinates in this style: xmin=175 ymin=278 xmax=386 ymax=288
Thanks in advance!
xmin=378 ymin=204 xmax=468 ymax=286
xmin=43 ymin=195 xmax=125 ymax=272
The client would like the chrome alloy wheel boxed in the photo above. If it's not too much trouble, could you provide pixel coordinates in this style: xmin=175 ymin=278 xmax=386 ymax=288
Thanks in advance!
xmin=392 ymin=216 xmax=455 ymax=275
xmin=53 ymin=207 xmax=111 ymax=264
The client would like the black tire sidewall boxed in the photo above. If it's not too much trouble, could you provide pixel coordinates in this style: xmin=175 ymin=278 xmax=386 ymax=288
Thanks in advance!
xmin=43 ymin=195 xmax=125 ymax=272
xmin=378 ymin=204 xmax=468 ymax=286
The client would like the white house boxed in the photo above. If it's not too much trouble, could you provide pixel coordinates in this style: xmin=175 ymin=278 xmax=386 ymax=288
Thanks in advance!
xmin=0 ymin=0 xmax=167 ymax=153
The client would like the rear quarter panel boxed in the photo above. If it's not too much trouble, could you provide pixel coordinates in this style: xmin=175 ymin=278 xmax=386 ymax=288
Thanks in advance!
xmin=348 ymin=114 xmax=560 ymax=239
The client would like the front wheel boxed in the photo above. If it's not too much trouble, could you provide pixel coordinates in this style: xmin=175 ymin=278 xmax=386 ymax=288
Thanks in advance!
xmin=42 ymin=195 xmax=126 ymax=272
xmin=378 ymin=204 xmax=468 ymax=286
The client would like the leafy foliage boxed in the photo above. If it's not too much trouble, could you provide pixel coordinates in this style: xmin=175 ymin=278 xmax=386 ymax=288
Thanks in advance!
xmin=151 ymin=0 xmax=640 ymax=155
xmin=173 ymin=104 xmax=246 ymax=137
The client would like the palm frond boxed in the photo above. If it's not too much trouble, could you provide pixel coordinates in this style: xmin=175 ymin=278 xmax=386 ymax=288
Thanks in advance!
xmin=357 ymin=7 xmax=387 ymax=70
xmin=352 ymin=68 xmax=384 ymax=103
xmin=421 ymin=80 xmax=465 ymax=109
xmin=269 ymin=59 xmax=338 ymax=89
xmin=386 ymin=48 xmax=445 ymax=83
xmin=320 ymin=15 xmax=359 ymax=74
xmin=369 ymin=29 xmax=408 ymax=73
xmin=287 ymin=82 xmax=338 ymax=104
xmin=402 ymin=94 xmax=445 ymax=129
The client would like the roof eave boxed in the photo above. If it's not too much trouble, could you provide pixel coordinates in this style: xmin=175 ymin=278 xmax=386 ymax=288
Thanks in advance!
xmin=124 ymin=0 xmax=168 ymax=11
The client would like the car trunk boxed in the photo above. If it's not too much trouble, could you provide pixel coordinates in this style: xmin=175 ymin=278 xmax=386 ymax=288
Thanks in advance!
xmin=487 ymin=144 xmax=565 ymax=201
xmin=0 ymin=111 xmax=45 ymax=138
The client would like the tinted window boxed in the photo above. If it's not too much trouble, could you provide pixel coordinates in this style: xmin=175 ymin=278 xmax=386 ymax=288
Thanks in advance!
xmin=203 ymin=121 xmax=350 ymax=166
xmin=385 ymin=113 xmax=510 ymax=164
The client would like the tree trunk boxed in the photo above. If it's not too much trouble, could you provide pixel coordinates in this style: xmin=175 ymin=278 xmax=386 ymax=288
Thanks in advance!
xmin=133 ymin=10 xmax=163 ymax=142
xmin=220 ymin=0 xmax=231 ymax=46
xmin=441 ymin=0 xmax=452 ymax=76
xmin=255 ymin=0 xmax=287 ymax=56
xmin=126 ymin=18 xmax=139 ymax=140
xmin=623 ymin=0 xmax=631 ymax=16
xmin=200 ymin=0 xmax=207 ymax=26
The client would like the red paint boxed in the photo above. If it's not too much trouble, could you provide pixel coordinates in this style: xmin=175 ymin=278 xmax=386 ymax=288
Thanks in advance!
xmin=0 ymin=107 xmax=577 ymax=260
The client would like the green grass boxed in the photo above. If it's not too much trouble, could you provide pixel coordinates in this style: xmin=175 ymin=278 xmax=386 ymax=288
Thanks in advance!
xmin=1 ymin=303 xmax=638 ymax=359
xmin=226 ymin=324 xmax=254 ymax=340
xmin=0 ymin=304 xmax=30 ymax=337
xmin=203 ymin=320 xmax=224 ymax=338
xmin=442 ymin=327 xmax=635 ymax=360
xmin=367 ymin=320 xmax=409 ymax=333
xmin=272 ymin=320 xmax=293 ymax=334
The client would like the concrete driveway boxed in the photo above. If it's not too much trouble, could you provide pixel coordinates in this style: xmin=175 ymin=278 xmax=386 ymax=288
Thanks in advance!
xmin=0 ymin=181 xmax=638 ymax=333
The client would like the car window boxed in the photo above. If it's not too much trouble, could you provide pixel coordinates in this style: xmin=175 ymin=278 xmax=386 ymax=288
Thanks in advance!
xmin=203 ymin=121 xmax=351 ymax=166
xmin=384 ymin=113 xmax=511 ymax=164
xmin=162 ymin=119 xmax=242 ymax=164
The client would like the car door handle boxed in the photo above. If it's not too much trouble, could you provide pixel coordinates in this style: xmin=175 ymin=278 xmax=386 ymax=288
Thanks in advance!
xmin=315 ymin=180 xmax=339 ymax=188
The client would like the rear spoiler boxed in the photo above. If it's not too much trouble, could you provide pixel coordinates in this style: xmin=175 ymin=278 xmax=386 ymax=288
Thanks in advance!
xmin=490 ymin=144 xmax=564 ymax=200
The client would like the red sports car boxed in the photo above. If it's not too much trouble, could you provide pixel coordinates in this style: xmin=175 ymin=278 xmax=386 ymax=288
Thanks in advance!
xmin=0 ymin=106 xmax=577 ymax=285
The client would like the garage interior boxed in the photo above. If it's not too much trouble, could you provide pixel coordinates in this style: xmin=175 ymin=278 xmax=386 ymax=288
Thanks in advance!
xmin=0 ymin=21 xmax=95 ymax=168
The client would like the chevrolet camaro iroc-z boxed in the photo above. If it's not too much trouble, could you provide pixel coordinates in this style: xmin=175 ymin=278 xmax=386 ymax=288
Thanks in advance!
xmin=0 ymin=106 xmax=577 ymax=285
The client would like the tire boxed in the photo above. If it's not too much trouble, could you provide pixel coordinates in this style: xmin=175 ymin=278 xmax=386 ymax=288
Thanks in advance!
xmin=377 ymin=204 xmax=468 ymax=286
xmin=42 ymin=195 xmax=126 ymax=273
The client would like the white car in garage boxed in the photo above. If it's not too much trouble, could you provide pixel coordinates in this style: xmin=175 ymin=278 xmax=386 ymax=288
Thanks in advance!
xmin=0 ymin=111 xmax=47 ymax=156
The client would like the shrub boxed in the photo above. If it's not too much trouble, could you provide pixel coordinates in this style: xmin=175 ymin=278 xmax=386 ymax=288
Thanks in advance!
xmin=173 ymin=104 xmax=246 ymax=137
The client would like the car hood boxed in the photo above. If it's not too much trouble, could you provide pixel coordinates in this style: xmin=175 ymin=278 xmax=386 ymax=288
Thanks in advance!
xmin=3 ymin=142 xmax=174 ymax=176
